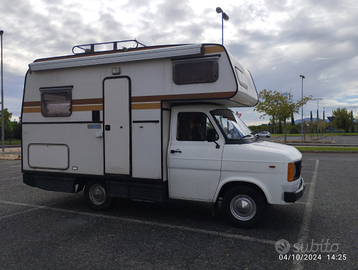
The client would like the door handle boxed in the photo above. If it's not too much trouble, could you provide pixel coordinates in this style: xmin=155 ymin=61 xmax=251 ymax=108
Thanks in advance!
xmin=170 ymin=149 xmax=182 ymax=154
xmin=105 ymin=125 xmax=111 ymax=131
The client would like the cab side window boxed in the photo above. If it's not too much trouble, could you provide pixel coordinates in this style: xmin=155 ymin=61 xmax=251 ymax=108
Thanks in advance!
xmin=177 ymin=112 xmax=216 ymax=141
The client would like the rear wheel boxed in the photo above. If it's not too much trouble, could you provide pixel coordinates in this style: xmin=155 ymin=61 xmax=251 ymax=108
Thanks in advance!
xmin=222 ymin=186 xmax=267 ymax=228
xmin=84 ymin=180 xmax=112 ymax=210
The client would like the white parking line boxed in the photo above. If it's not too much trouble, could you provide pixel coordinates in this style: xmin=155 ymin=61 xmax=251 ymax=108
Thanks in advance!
xmin=292 ymin=159 xmax=319 ymax=270
xmin=0 ymin=199 xmax=277 ymax=246
xmin=0 ymin=206 xmax=46 ymax=220
xmin=0 ymin=162 xmax=317 ymax=255
xmin=0 ymin=176 xmax=22 ymax=182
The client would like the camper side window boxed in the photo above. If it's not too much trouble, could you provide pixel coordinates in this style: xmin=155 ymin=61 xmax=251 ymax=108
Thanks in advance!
xmin=40 ymin=86 xmax=72 ymax=117
xmin=177 ymin=112 xmax=215 ymax=141
xmin=173 ymin=58 xmax=218 ymax=85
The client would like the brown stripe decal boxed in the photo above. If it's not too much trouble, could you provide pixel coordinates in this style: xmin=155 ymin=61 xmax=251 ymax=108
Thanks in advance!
xmin=132 ymin=91 xmax=235 ymax=103
xmin=72 ymin=105 xmax=103 ymax=111
xmin=23 ymin=105 xmax=103 ymax=113
xmin=23 ymin=98 xmax=103 ymax=108
xmin=132 ymin=103 xmax=161 ymax=110
xmin=23 ymin=98 xmax=104 ymax=114
xmin=23 ymin=107 xmax=41 ymax=113
xmin=23 ymin=101 xmax=41 ymax=107
xmin=72 ymin=98 xmax=103 ymax=105
xmin=24 ymin=91 xmax=235 ymax=113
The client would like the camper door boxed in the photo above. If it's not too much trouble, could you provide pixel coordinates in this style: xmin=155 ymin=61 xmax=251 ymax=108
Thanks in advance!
xmin=103 ymin=77 xmax=131 ymax=175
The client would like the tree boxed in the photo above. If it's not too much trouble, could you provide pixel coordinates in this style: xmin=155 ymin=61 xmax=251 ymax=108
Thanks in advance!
xmin=332 ymin=108 xmax=353 ymax=134
xmin=0 ymin=107 xmax=12 ymax=140
xmin=290 ymin=113 xmax=297 ymax=134
xmin=11 ymin=120 xmax=22 ymax=140
xmin=254 ymin=89 xmax=312 ymax=142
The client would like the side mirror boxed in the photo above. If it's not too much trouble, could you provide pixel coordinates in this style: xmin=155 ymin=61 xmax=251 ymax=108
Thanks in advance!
xmin=207 ymin=128 xmax=220 ymax=149
xmin=207 ymin=128 xmax=217 ymax=142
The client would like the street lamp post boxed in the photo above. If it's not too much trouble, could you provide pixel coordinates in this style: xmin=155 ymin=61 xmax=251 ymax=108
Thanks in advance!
xmin=216 ymin=7 xmax=229 ymax=45
xmin=299 ymin=75 xmax=305 ymax=141
xmin=1 ymin=30 xmax=4 ymax=152
xmin=355 ymin=106 xmax=357 ymax=133
xmin=323 ymin=107 xmax=325 ymax=136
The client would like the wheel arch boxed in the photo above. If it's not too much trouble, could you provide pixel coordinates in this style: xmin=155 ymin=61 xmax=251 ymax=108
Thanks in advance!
xmin=216 ymin=180 xmax=268 ymax=204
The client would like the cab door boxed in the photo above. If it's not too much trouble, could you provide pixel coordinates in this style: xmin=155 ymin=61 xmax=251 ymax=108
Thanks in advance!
xmin=168 ymin=109 xmax=223 ymax=201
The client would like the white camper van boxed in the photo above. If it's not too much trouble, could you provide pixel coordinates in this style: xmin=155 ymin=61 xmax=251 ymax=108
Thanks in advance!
xmin=21 ymin=40 xmax=304 ymax=227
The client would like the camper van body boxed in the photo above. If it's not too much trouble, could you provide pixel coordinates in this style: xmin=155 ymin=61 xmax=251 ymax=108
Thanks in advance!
xmin=21 ymin=42 xmax=304 ymax=227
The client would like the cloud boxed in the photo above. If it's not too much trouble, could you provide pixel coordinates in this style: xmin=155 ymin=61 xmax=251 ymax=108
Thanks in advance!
xmin=1 ymin=0 xmax=357 ymax=125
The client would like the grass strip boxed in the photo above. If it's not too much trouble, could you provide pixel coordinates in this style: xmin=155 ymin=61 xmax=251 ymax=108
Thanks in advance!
xmin=295 ymin=146 xmax=358 ymax=152
xmin=271 ymin=133 xmax=357 ymax=137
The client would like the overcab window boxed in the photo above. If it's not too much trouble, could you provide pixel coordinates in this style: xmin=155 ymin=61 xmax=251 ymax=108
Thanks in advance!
xmin=173 ymin=57 xmax=219 ymax=85
xmin=40 ymin=86 xmax=73 ymax=117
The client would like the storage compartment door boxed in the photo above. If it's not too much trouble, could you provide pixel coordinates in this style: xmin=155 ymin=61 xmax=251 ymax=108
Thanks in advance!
xmin=104 ymin=77 xmax=130 ymax=175
xmin=28 ymin=144 xmax=69 ymax=170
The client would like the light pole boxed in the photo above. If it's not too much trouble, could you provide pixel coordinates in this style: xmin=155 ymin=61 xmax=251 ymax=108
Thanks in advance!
xmin=355 ymin=106 xmax=357 ymax=133
xmin=299 ymin=75 xmax=305 ymax=141
xmin=323 ymin=107 xmax=326 ymax=136
xmin=216 ymin=7 xmax=229 ymax=45
xmin=1 ymin=30 xmax=4 ymax=152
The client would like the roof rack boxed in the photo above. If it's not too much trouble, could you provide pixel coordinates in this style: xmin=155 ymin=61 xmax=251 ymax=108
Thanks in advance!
xmin=72 ymin=39 xmax=147 ymax=54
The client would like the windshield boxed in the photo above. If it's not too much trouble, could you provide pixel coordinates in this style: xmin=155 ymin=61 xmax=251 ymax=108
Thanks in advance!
xmin=211 ymin=109 xmax=253 ymax=140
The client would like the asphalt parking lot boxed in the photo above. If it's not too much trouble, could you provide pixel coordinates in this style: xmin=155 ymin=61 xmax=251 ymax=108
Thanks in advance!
xmin=1 ymin=153 xmax=357 ymax=270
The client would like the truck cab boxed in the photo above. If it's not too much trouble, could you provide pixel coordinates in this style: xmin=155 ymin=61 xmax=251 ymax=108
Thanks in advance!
xmin=167 ymin=105 xmax=304 ymax=227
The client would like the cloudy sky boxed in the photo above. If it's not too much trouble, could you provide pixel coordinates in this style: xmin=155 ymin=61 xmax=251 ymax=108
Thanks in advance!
xmin=1 ymin=0 xmax=357 ymax=125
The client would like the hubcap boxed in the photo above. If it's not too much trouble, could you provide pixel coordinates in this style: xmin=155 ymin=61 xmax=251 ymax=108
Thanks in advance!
xmin=230 ymin=195 xmax=257 ymax=221
xmin=89 ymin=184 xmax=106 ymax=205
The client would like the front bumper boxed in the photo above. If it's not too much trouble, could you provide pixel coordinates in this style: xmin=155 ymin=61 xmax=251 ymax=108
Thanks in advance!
xmin=284 ymin=178 xmax=305 ymax=203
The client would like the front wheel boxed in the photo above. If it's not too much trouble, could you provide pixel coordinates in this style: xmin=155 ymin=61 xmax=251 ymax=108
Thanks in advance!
xmin=84 ymin=180 xmax=112 ymax=210
xmin=222 ymin=186 xmax=267 ymax=228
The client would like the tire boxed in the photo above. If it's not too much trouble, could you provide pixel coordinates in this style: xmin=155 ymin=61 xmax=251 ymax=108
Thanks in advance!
xmin=222 ymin=186 xmax=267 ymax=228
xmin=84 ymin=180 xmax=113 ymax=210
